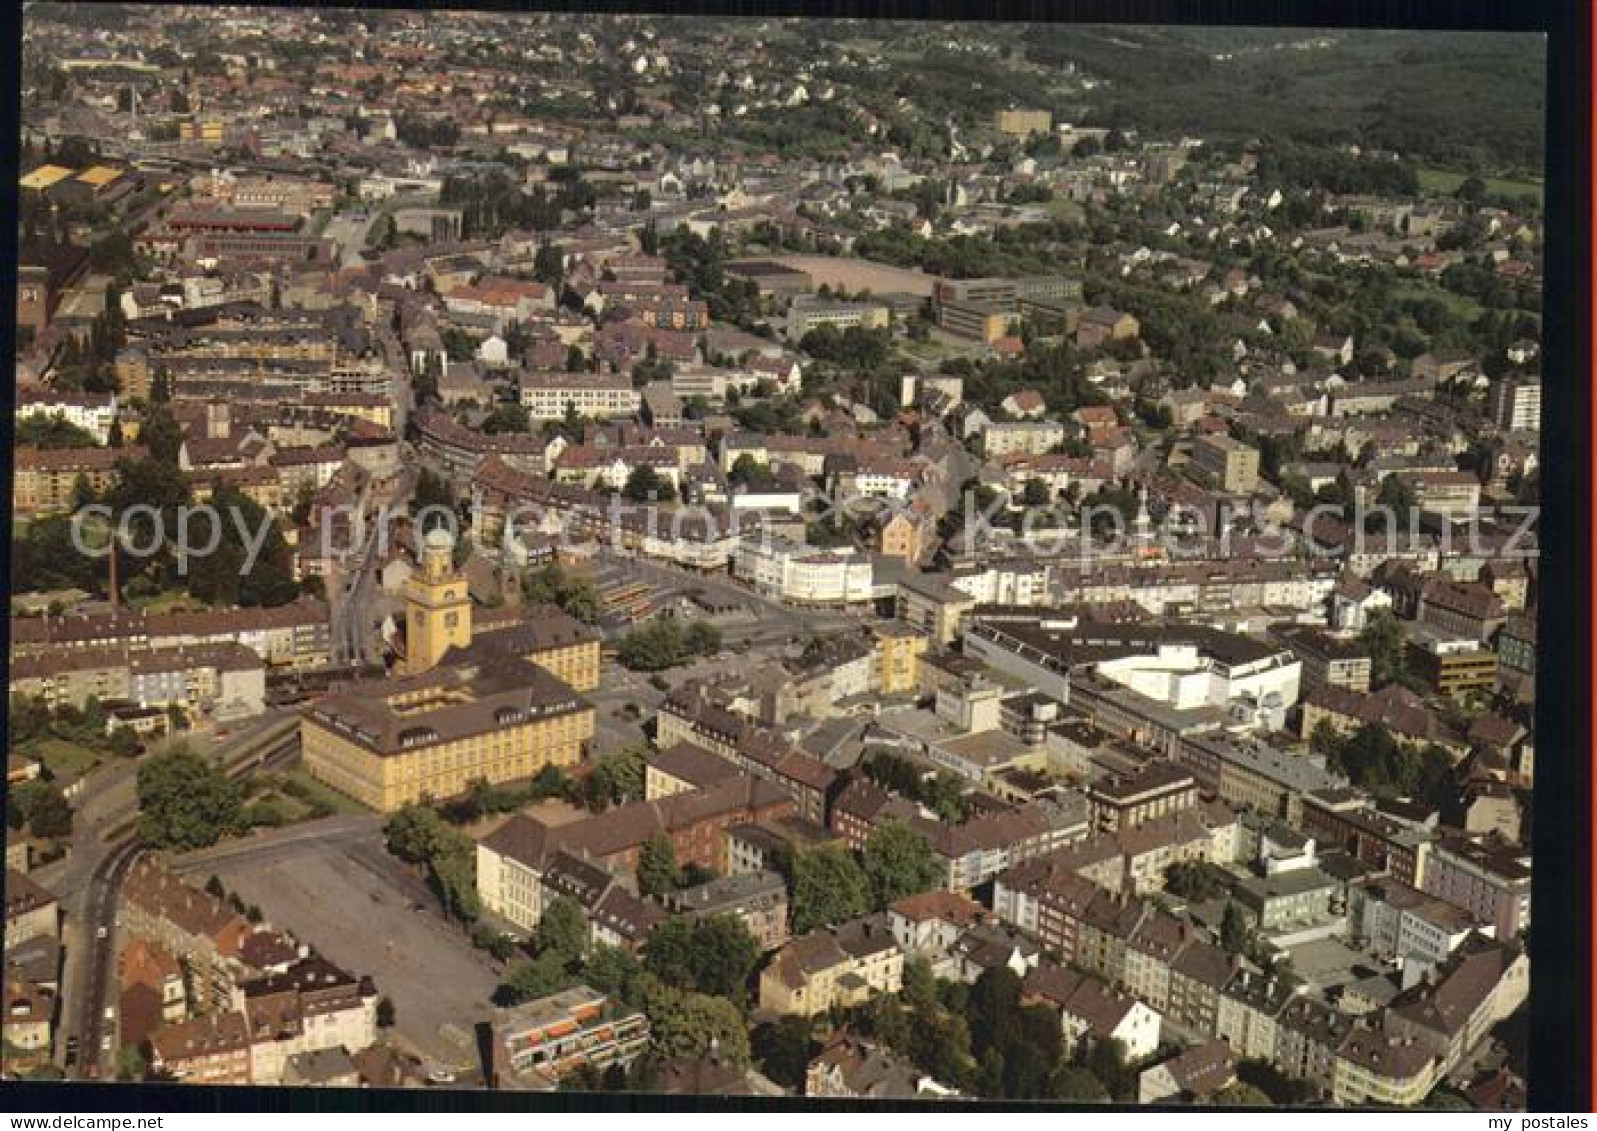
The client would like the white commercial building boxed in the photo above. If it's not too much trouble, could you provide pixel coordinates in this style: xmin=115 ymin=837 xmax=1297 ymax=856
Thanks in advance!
xmin=735 ymin=537 xmax=875 ymax=605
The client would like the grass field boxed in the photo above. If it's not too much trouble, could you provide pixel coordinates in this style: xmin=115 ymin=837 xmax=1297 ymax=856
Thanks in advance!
xmin=1416 ymin=166 xmax=1543 ymax=202
xmin=128 ymin=590 xmax=209 ymax=614
xmin=30 ymin=737 xmax=104 ymax=781
xmin=898 ymin=337 xmax=950 ymax=363
xmin=1392 ymin=283 xmax=1483 ymax=324
xmin=278 ymin=768 xmax=366 ymax=816
xmin=1045 ymin=196 xmax=1085 ymax=221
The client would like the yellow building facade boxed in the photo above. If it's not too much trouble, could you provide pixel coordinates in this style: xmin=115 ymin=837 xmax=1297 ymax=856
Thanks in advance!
xmin=874 ymin=624 xmax=928 ymax=695
xmin=301 ymin=656 xmax=595 ymax=812
xmin=404 ymin=529 xmax=472 ymax=675
xmin=522 ymin=639 xmax=601 ymax=693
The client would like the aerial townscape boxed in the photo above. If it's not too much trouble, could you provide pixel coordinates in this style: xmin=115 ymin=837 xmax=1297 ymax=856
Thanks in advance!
xmin=4 ymin=7 xmax=1543 ymax=1109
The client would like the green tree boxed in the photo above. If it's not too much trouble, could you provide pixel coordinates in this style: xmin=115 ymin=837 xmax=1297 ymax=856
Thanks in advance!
xmin=642 ymin=916 xmax=700 ymax=990
xmin=70 ymin=469 xmax=100 ymax=514
xmin=533 ymin=242 xmax=564 ymax=287
xmin=1236 ymin=1058 xmax=1316 ymax=1105
xmin=135 ymin=749 xmax=245 ymax=851
xmin=861 ymin=818 xmax=944 ymax=909
xmin=646 ymin=987 xmax=751 ymax=1065
xmin=1325 ymin=722 xmax=1455 ymax=807
xmin=1309 ymin=718 xmax=1344 ymax=758
xmin=1220 ymin=902 xmax=1252 ymax=956
xmin=522 ymin=562 xmax=602 ymax=624
xmin=907 ymin=1003 xmax=977 ymax=1089
xmin=495 ymin=950 xmax=575 ymax=1006
xmin=1211 ymin=1081 xmax=1273 ymax=1106
xmin=16 ymin=414 xmax=100 ymax=449
xmin=1359 ymin=608 xmax=1408 ymax=687
xmin=189 ymin=487 xmax=300 ymax=608
xmin=428 ymin=842 xmax=481 ymax=923
xmin=139 ymin=402 xmax=182 ymax=465
xmin=616 ymin=618 xmax=689 ymax=671
xmin=902 ymin=955 xmax=938 ymax=1009
xmin=382 ymin=804 xmax=479 ymax=921
xmin=385 ymin=805 xmax=442 ymax=863
xmin=1454 ymin=176 xmax=1487 ymax=204
xmin=683 ymin=620 xmax=721 ymax=657
xmin=728 ymin=454 xmax=778 ymax=489
xmin=1366 ymin=474 xmax=1415 ymax=534
xmin=471 ymin=925 xmax=516 ymax=962
xmin=638 ymin=831 xmax=680 ymax=897
xmin=1051 ymin=1065 xmax=1108 ymax=1101
xmin=1163 ymin=860 xmax=1227 ymax=902
xmin=481 ymin=403 xmax=531 ymax=434
xmin=1087 ymin=1038 xmax=1135 ymax=1102
xmin=536 ymin=896 xmax=588 ymax=964
xmin=688 ymin=914 xmax=762 ymax=999
xmin=9 ymin=780 xmax=73 ymax=839
xmin=791 ymin=843 xmax=871 ymax=933
xmin=967 ymin=966 xmax=1023 ymax=1062
xmin=751 ymin=1016 xmax=814 ymax=1088
xmin=583 ymin=944 xmax=649 ymax=1009
xmin=114 ymin=1045 xmax=147 ymax=1082
xmin=622 ymin=464 xmax=677 ymax=502
xmin=584 ymin=746 xmax=648 ymax=811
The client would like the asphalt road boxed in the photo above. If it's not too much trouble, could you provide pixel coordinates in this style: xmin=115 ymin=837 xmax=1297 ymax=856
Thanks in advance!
xmin=330 ymin=464 xmax=418 ymax=666
xmin=41 ymin=711 xmax=301 ymax=1076
xmin=168 ymin=813 xmax=384 ymax=879
xmin=71 ymin=838 xmax=144 ymax=1079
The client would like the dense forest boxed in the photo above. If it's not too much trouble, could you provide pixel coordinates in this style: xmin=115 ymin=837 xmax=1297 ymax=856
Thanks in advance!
xmin=1021 ymin=26 xmax=1545 ymax=175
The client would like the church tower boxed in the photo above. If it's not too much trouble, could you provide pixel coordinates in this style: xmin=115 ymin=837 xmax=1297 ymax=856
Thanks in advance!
xmin=404 ymin=527 xmax=471 ymax=675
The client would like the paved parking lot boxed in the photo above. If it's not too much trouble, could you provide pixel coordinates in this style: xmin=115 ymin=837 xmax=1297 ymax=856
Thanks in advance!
xmin=1284 ymin=936 xmax=1384 ymax=992
xmin=202 ymin=832 xmax=502 ymax=1071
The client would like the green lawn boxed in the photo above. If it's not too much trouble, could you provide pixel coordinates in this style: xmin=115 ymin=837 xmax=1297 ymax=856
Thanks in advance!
xmin=1392 ymin=282 xmax=1483 ymax=324
xmin=277 ymin=768 xmax=367 ymax=816
xmin=898 ymin=338 xmax=947 ymax=362
xmin=1416 ymin=165 xmax=1542 ymax=202
xmin=128 ymin=590 xmax=209 ymax=614
xmin=1045 ymin=196 xmax=1085 ymax=220
xmin=30 ymin=737 xmax=104 ymax=781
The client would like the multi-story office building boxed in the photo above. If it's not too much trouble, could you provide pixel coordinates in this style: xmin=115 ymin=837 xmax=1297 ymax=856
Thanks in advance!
xmin=519 ymin=372 xmax=641 ymax=421
xmin=1190 ymin=434 xmax=1261 ymax=494
xmin=936 ymin=299 xmax=1014 ymax=343
xmin=1487 ymin=372 xmax=1541 ymax=432
xmin=1407 ymin=637 xmax=1499 ymax=698
xmin=301 ymin=655 xmax=594 ymax=812
xmin=785 ymin=295 xmax=891 ymax=340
